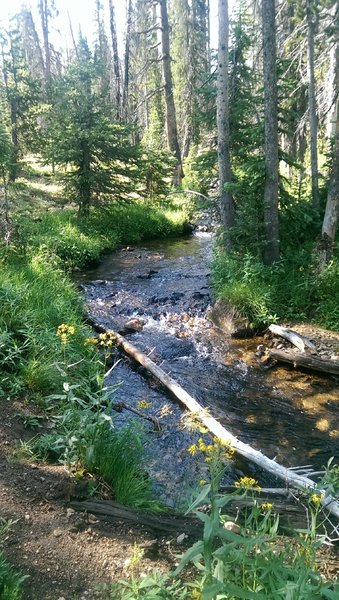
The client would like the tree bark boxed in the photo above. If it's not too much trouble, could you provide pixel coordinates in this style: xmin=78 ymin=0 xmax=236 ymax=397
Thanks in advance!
xmin=39 ymin=0 xmax=51 ymax=83
xmin=262 ymin=0 xmax=280 ymax=264
xmin=122 ymin=0 xmax=132 ymax=120
xmin=109 ymin=0 xmax=121 ymax=120
xmin=269 ymin=349 xmax=339 ymax=377
xmin=217 ymin=0 xmax=234 ymax=249
xmin=319 ymin=3 xmax=339 ymax=268
xmin=159 ymin=0 xmax=183 ymax=185
xmin=306 ymin=0 xmax=320 ymax=212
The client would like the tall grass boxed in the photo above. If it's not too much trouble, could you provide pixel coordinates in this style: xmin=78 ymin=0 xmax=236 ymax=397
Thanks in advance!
xmin=17 ymin=203 xmax=187 ymax=268
xmin=88 ymin=424 xmax=160 ymax=509
xmin=212 ymin=247 xmax=339 ymax=330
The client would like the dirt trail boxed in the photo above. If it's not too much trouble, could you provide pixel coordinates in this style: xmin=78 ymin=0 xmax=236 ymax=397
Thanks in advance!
xmin=0 ymin=398 xmax=178 ymax=600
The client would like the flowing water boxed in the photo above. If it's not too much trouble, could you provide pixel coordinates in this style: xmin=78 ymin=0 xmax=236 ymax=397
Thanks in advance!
xmin=76 ymin=233 xmax=339 ymax=505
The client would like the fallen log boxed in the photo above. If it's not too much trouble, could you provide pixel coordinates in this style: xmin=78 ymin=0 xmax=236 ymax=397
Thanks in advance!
xmin=268 ymin=324 xmax=316 ymax=353
xmin=86 ymin=316 xmax=339 ymax=523
xmin=70 ymin=499 xmax=203 ymax=537
xmin=71 ymin=496 xmax=312 ymax=532
xmin=269 ymin=349 xmax=339 ymax=376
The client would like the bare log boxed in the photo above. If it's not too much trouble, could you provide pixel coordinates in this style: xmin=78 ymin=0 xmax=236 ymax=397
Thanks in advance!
xmin=268 ymin=324 xmax=316 ymax=352
xmin=71 ymin=496 xmax=311 ymax=532
xmin=87 ymin=316 xmax=339 ymax=522
xmin=70 ymin=499 xmax=202 ymax=536
xmin=269 ymin=349 xmax=339 ymax=376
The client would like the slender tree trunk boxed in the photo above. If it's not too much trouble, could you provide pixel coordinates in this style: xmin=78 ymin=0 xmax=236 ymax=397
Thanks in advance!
xmin=3 ymin=43 xmax=19 ymax=182
xmin=109 ymin=0 xmax=121 ymax=120
xmin=318 ymin=18 xmax=339 ymax=269
xmin=78 ymin=141 xmax=91 ymax=217
xmin=306 ymin=0 xmax=319 ymax=212
xmin=217 ymin=0 xmax=234 ymax=248
xmin=122 ymin=0 xmax=132 ymax=119
xmin=39 ymin=0 xmax=51 ymax=82
xmin=262 ymin=0 xmax=280 ymax=264
xmin=159 ymin=0 xmax=183 ymax=185
xmin=26 ymin=9 xmax=45 ymax=77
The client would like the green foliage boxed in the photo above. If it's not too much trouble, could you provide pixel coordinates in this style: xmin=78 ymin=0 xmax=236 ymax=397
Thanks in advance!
xmin=112 ymin=452 xmax=339 ymax=600
xmin=212 ymin=245 xmax=339 ymax=330
xmin=16 ymin=202 xmax=186 ymax=269
xmin=0 ymin=249 xmax=95 ymax=395
xmin=110 ymin=571 xmax=190 ymax=600
xmin=89 ymin=424 xmax=159 ymax=509
xmin=0 ymin=520 xmax=27 ymax=600
xmin=183 ymin=146 xmax=218 ymax=196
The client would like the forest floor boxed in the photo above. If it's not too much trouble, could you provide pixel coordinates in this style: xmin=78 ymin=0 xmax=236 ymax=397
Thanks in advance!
xmin=0 ymin=396 xmax=184 ymax=600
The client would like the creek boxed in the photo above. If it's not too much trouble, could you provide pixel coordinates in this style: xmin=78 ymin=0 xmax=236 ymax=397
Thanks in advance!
xmin=76 ymin=233 xmax=339 ymax=507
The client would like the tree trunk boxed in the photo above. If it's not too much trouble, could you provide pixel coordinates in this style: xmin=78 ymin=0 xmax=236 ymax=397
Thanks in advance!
xmin=39 ymin=0 xmax=51 ymax=83
xmin=319 ymin=100 xmax=339 ymax=267
xmin=109 ymin=0 xmax=121 ymax=120
xmin=159 ymin=0 xmax=183 ymax=185
xmin=319 ymin=3 xmax=339 ymax=268
xmin=262 ymin=0 xmax=280 ymax=264
xmin=78 ymin=140 xmax=91 ymax=217
xmin=122 ymin=0 xmax=132 ymax=120
xmin=217 ymin=0 xmax=234 ymax=249
xmin=306 ymin=0 xmax=319 ymax=212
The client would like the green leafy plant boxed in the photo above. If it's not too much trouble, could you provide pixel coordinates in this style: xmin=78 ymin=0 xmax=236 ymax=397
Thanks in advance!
xmin=0 ymin=519 xmax=27 ymax=600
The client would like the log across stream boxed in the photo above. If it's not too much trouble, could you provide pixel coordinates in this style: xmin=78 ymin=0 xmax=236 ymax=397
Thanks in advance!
xmin=76 ymin=233 xmax=339 ymax=509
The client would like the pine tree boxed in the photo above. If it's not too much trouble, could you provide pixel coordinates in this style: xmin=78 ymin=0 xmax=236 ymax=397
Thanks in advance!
xmin=41 ymin=36 xmax=139 ymax=215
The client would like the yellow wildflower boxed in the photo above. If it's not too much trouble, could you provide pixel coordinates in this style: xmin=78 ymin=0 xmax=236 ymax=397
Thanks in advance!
xmin=234 ymin=476 xmax=261 ymax=491
xmin=261 ymin=502 xmax=273 ymax=511
xmin=191 ymin=590 xmax=202 ymax=600
xmin=310 ymin=493 xmax=323 ymax=505
xmin=57 ymin=324 xmax=76 ymax=345
xmin=198 ymin=438 xmax=207 ymax=452
xmin=85 ymin=337 xmax=98 ymax=345
xmin=199 ymin=479 xmax=207 ymax=486
xmin=98 ymin=330 xmax=117 ymax=348
xmin=137 ymin=400 xmax=152 ymax=410
xmin=188 ymin=444 xmax=198 ymax=456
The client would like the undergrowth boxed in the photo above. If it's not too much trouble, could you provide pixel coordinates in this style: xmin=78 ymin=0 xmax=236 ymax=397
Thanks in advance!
xmin=0 ymin=520 xmax=27 ymax=600
xmin=110 ymin=446 xmax=339 ymax=600
xmin=212 ymin=246 xmax=339 ymax=330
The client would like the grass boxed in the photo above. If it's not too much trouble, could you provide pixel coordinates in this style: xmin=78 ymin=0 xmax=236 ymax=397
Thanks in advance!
xmin=1 ymin=166 xmax=188 ymax=509
xmin=0 ymin=520 xmax=27 ymax=600
xmin=88 ymin=424 xmax=162 ymax=510
xmin=212 ymin=246 xmax=339 ymax=330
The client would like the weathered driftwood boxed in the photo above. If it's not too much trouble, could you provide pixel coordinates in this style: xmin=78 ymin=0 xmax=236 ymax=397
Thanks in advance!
xmin=70 ymin=499 xmax=203 ymax=536
xmin=87 ymin=316 xmax=339 ymax=522
xmin=71 ymin=497 xmax=312 ymax=532
xmin=269 ymin=349 xmax=339 ymax=376
xmin=268 ymin=324 xmax=316 ymax=352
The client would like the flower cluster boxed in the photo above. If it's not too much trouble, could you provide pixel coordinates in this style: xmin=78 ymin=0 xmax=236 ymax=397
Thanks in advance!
xmin=56 ymin=323 xmax=75 ymax=345
xmin=260 ymin=502 xmax=273 ymax=512
xmin=98 ymin=330 xmax=117 ymax=348
xmin=85 ymin=337 xmax=98 ymax=345
xmin=310 ymin=493 xmax=324 ymax=505
xmin=234 ymin=477 xmax=261 ymax=491
xmin=188 ymin=437 xmax=234 ymax=462
xmin=137 ymin=400 xmax=152 ymax=410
